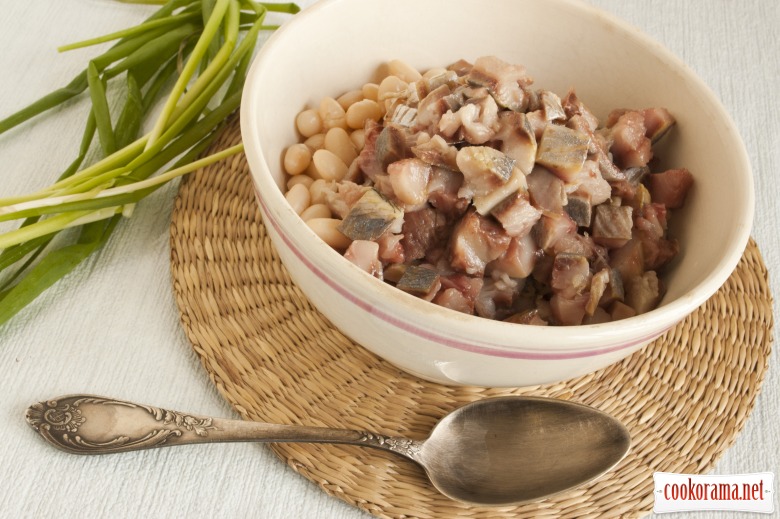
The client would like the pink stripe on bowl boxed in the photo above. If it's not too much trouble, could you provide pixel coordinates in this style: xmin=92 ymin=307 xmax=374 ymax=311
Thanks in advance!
xmin=253 ymin=189 xmax=668 ymax=360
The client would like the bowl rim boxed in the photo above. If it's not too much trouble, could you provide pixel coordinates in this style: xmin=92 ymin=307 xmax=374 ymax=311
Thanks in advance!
xmin=240 ymin=0 xmax=755 ymax=355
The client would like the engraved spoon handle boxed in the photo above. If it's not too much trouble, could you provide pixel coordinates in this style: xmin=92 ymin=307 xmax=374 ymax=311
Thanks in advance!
xmin=25 ymin=395 xmax=422 ymax=460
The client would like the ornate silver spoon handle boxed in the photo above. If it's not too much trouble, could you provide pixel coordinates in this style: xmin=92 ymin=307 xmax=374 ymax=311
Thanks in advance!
xmin=25 ymin=395 xmax=422 ymax=459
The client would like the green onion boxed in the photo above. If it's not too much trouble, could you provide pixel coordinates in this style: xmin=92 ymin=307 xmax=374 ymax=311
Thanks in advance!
xmin=0 ymin=0 xmax=299 ymax=326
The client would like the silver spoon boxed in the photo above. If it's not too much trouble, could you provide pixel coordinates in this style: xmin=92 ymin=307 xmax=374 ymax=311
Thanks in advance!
xmin=25 ymin=394 xmax=630 ymax=505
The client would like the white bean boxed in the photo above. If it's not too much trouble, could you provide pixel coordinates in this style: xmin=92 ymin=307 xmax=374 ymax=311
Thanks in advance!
xmin=285 ymin=183 xmax=311 ymax=215
xmin=361 ymin=83 xmax=379 ymax=101
xmin=324 ymin=127 xmax=358 ymax=165
xmin=337 ymin=89 xmax=364 ymax=110
xmin=309 ymin=179 xmax=330 ymax=205
xmin=377 ymin=75 xmax=408 ymax=101
xmin=304 ymin=161 xmax=323 ymax=179
xmin=346 ymin=99 xmax=382 ymax=129
xmin=388 ymin=59 xmax=422 ymax=83
xmin=296 ymin=109 xmax=322 ymax=137
xmin=304 ymin=133 xmax=326 ymax=152
xmin=319 ymin=97 xmax=347 ymax=131
xmin=312 ymin=149 xmax=348 ymax=181
xmin=286 ymin=174 xmax=314 ymax=191
xmin=300 ymin=203 xmax=331 ymax=221
xmin=306 ymin=218 xmax=352 ymax=249
xmin=283 ymin=143 xmax=311 ymax=176
xmin=350 ymin=129 xmax=366 ymax=151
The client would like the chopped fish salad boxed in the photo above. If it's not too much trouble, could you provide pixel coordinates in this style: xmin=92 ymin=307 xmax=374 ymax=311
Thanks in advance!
xmin=281 ymin=57 xmax=693 ymax=326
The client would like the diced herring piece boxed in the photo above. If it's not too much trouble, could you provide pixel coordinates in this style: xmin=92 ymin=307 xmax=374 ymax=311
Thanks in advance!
xmin=463 ymin=95 xmax=500 ymax=144
xmin=524 ymin=88 xmax=541 ymax=112
xmin=565 ymin=160 xmax=611 ymax=206
xmin=592 ymin=205 xmax=633 ymax=248
xmin=449 ymin=209 xmax=511 ymax=276
xmin=586 ymin=269 xmax=610 ymax=315
xmin=539 ymin=90 xmax=566 ymax=122
xmin=383 ymin=263 xmax=406 ymax=283
xmin=535 ymin=125 xmax=590 ymax=182
xmin=389 ymin=104 xmax=417 ymax=127
xmin=564 ymin=193 xmax=592 ymax=227
xmin=525 ymin=110 xmax=548 ymax=140
xmin=455 ymin=146 xmax=515 ymax=198
xmin=434 ymin=274 xmax=484 ymax=314
xmin=434 ymin=289 xmax=471 ymax=313
xmin=416 ymin=84 xmax=464 ymax=129
xmin=505 ymin=309 xmax=549 ymax=326
xmin=610 ymin=301 xmax=637 ymax=321
xmin=641 ymin=107 xmax=676 ymax=143
xmin=551 ymin=253 xmax=592 ymax=299
xmin=634 ymin=202 xmax=668 ymax=238
xmin=487 ymin=233 xmax=539 ymax=279
xmin=625 ymin=271 xmax=662 ymax=314
xmin=447 ymin=59 xmax=473 ymax=77
xmin=628 ymin=184 xmax=652 ymax=212
xmin=424 ymin=70 xmax=460 ymax=91
xmin=606 ymin=108 xmax=630 ymax=128
xmin=475 ymin=278 xmax=521 ymax=320
xmin=495 ymin=111 xmax=537 ymax=174
xmin=599 ymin=268 xmax=625 ymax=306
xmin=610 ymin=111 xmax=652 ymax=168
xmin=472 ymin=165 xmax=528 ymax=215
xmin=633 ymin=202 xmax=679 ymax=270
xmin=437 ymin=95 xmax=500 ymax=144
xmin=356 ymin=122 xmax=384 ymax=180
xmin=426 ymin=166 xmax=468 ymax=217
xmin=582 ymin=306 xmax=611 ymax=324
xmin=401 ymin=207 xmax=445 ymax=261
xmin=339 ymin=189 xmax=404 ymax=241
xmin=376 ymin=232 xmax=405 ymax=264
xmin=609 ymin=239 xmax=644 ymax=282
xmin=596 ymin=150 xmax=625 ymax=182
xmin=467 ymin=55 xmax=532 ymax=111
xmin=533 ymin=212 xmax=577 ymax=252
xmin=396 ymin=265 xmax=441 ymax=299
xmin=387 ymin=158 xmax=432 ymax=207
xmin=344 ymin=240 xmax=383 ymax=279
xmin=561 ymin=89 xmax=599 ymax=131
xmin=625 ymin=166 xmax=650 ymax=185
xmin=491 ymin=191 xmax=542 ymax=237
xmin=407 ymin=71 xmax=459 ymax=106
xmin=320 ymin=180 xmax=370 ymax=218
xmin=550 ymin=292 xmax=589 ymax=326
xmin=647 ymin=168 xmax=693 ymax=209
xmin=552 ymin=232 xmax=600 ymax=259
xmin=527 ymin=166 xmax=567 ymax=213
xmin=375 ymin=124 xmax=411 ymax=170
xmin=412 ymin=134 xmax=458 ymax=170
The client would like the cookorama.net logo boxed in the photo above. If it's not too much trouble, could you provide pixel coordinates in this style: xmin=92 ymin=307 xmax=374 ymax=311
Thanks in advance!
xmin=653 ymin=472 xmax=775 ymax=514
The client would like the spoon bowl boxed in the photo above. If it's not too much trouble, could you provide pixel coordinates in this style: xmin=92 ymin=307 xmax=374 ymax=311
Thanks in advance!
xmin=419 ymin=397 xmax=630 ymax=504
xmin=26 ymin=394 xmax=629 ymax=505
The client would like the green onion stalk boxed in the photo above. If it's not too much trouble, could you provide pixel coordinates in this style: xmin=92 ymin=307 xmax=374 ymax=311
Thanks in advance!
xmin=0 ymin=0 xmax=299 ymax=325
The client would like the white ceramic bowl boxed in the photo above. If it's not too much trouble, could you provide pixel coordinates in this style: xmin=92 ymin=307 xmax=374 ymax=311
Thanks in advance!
xmin=241 ymin=0 xmax=753 ymax=387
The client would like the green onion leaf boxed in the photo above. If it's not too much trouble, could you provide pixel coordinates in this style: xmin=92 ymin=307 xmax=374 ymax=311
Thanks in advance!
xmin=0 ymin=0 xmax=299 ymax=326
xmin=0 ymin=217 xmax=120 ymax=326
xmin=87 ymin=62 xmax=117 ymax=155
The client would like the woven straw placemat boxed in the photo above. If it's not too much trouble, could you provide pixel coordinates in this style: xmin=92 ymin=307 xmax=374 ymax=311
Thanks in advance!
xmin=169 ymin=117 xmax=773 ymax=518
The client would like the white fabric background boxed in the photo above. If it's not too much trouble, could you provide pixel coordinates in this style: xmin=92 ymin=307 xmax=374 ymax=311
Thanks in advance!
xmin=0 ymin=1 xmax=777 ymax=518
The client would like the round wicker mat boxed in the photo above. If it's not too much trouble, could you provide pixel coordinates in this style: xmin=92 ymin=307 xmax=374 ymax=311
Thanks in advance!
xmin=169 ymin=117 xmax=773 ymax=519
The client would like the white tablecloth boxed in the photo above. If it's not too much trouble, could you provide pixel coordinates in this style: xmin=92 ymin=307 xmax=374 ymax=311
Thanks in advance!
xmin=1 ymin=1 xmax=777 ymax=517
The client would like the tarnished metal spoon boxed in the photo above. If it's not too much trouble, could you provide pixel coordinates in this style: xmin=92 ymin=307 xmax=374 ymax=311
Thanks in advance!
xmin=26 ymin=394 xmax=629 ymax=505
